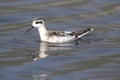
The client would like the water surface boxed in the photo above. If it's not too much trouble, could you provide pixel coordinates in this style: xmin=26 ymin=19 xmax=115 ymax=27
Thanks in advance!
xmin=0 ymin=0 xmax=120 ymax=80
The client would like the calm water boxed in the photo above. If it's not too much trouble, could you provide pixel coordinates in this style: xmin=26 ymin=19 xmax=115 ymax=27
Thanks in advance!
xmin=0 ymin=0 xmax=120 ymax=80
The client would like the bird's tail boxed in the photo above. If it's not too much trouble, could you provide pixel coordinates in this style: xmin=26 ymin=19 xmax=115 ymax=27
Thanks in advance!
xmin=77 ymin=28 xmax=94 ymax=39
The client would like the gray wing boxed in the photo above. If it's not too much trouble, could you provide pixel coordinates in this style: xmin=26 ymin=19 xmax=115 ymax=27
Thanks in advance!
xmin=48 ymin=30 xmax=75 ymax=36
xmin=48 ymin=28 xmax=93 ymax=38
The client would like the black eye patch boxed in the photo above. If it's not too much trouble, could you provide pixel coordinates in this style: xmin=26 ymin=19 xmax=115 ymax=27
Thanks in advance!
xmin=35 ymin=21 xmax=43 ymax=24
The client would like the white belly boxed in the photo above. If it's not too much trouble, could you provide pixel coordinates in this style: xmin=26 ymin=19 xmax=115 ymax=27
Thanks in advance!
xmin=47 ymin=36 xmax=75 ymax=43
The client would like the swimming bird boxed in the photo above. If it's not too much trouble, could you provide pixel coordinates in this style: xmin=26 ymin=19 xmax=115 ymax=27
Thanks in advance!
xmin=26 ymin=18 xmax=94 ymax=43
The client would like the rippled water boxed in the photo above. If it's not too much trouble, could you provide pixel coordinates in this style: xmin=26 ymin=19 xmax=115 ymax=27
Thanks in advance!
xmin=0 ymin=0 xmax=120 ymax=80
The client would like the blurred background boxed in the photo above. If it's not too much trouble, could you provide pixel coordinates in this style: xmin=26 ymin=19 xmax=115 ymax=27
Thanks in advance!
xmin=0 ymin=0 xmax=120 ymax=80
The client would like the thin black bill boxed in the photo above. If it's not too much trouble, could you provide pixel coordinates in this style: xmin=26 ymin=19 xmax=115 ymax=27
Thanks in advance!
xmin=25 ymin=26 xmax=34 ymax=33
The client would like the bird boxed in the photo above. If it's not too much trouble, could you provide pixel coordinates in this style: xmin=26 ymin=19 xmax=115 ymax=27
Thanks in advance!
xmin=26 ymin=17 xmax=94 ymax=43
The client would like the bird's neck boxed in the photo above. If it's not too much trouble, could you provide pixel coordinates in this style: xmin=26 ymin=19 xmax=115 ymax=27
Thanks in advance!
xmin=38 ymin=24 xmax=48 ymax=41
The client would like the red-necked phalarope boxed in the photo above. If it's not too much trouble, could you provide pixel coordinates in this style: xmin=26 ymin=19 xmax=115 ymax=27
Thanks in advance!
xmin=26 ymin=18 xmax=94 ymax=43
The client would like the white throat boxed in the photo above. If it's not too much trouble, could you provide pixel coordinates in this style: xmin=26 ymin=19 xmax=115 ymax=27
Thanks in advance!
xmin=38 ymin=24 xmax=48 ymax=41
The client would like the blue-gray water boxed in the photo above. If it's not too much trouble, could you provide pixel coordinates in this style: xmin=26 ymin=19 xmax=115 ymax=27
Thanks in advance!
xmin=0 ymin=0 xmax=120 ymax=80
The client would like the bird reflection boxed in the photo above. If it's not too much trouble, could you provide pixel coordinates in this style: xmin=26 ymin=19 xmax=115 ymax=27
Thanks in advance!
xmin=32 ymin=42 xmax=49 ymax=60
xmin=32 ymin=42 xmax=73 ymax=60
xmin=31 ymin=42 xmax=76 ymax=80
xmin=32 ymin=73 xmax=49 ymax=80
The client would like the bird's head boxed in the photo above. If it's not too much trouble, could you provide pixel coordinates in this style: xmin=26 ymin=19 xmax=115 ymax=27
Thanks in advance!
xmin=32 ymin=18 xmax=44 ymax=28
xmin=26 ymin=17 xmax=45 ymax=33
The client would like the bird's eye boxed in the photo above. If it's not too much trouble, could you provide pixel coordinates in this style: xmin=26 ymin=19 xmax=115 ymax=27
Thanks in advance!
xmin=35 ymin=21 xmax=43 ymax=24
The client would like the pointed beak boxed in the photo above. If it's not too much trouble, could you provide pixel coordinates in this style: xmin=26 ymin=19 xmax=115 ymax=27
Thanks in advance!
xmin=25 ymin=26 xmax=34 ymax=33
